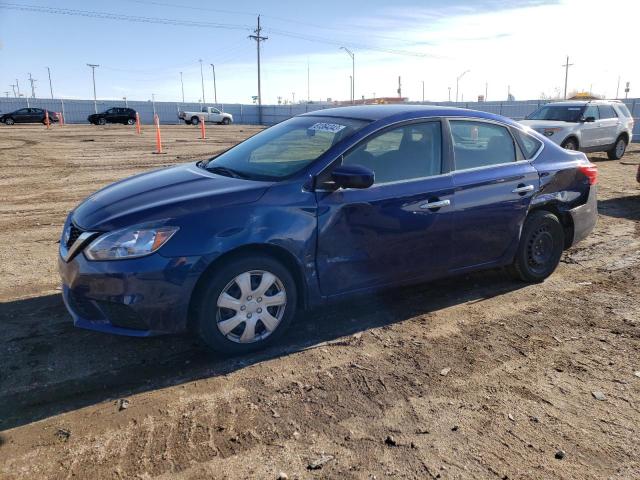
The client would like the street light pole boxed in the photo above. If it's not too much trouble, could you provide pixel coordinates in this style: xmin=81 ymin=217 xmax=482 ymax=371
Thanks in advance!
xmin=46 ymin=66 xmax=54 ymax=99
xmin=199 ymin=59 xmax=206 ymax=104
xmin=210 ymin=64 xmax=218 ymax=104
xmin=123 ymin=96 xmax=128 ymax=107
xmin=562 ymin=55 xmax=573 ymax=100
xmin=249 ymin=15 xmax=268 ymax=124
xmin=180 ymin=71 xmax=185 ymax=103
xmin=340 ymin=47 xmax=355 ymax=104
xmin=87 ymin=64 xmax=99 ymax=113
xmin=422 ymin=80 xmax=425 ymax=102
xmin=456 ymin=69 xmax=469 ymax=103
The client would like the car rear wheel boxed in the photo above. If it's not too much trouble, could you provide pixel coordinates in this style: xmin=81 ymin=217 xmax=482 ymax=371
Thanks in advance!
xmin=126 ymin=118 xmax=135 ymax=125
xmin=561 ymin=138 xmax=578 ymax=150
xmin=607 ymin=136 xmax=627 ymax=160
xmin=509 ymin=210 xmax=564 ymax=283
xmin=5 ymin=118 xmax=14 ymax=125
xmin=98 ymin=118 xmax=107 ymax=126
xmin=191 ymin=116 xmax=200 ymax=126
xmin=193 ymin=255 xmax=297 ymax=354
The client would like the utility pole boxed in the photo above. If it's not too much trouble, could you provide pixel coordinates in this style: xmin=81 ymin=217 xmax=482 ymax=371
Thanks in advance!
xmin=123 ymin=96 xmax=128 ymax=107
xmin=625 ymin=81 xmax=630 ymax=99
xmin=3 ymin=92 xmax=8 ymax=98
xmin=28 ymin=73 xmax=37 ymax=98
xmin=456 ymin=69 xmax=469 ymax=103
xmin=307 ymin=59 xmax=310 ymax=103
xmin=292 ymin=92 xmax=295 ymax=104
xmin=151 ymin=93 xmax=156 ymax=116
xmin=562 ymin=55 xmax=573 ymax=100
xmin=616 ymin=75 xmax=620 ymax=99
xmin=210 ymin=64 xmax=218 ymax=104
xmin=199 ymin=59 xmax=206 ymax=104
xmin=397 ymin=76 xmax=402 ymax=99
xmin=249 ymin=15 xmax=268 ymax=123
xmin=10 ymin=84 xmax=17 ymax=97
xmin=46 ymin=66 xmax=54 ymax=99
xmin=340 ymin=47 xmax=355 ymax=104
xmin=87 ymin=64 xmax=99 ymax=113
xmin=15 ymin=79 xmax=21 ymax=97
xmin=179 ymin=72 xmax=185 ymax=103
xmin=421 ymin=80 xmax=424 ymax=102
xmin=448 ymin=86 xmax=451 ymax=102
xmin=485 ymin=82 xmax=488 ymax=101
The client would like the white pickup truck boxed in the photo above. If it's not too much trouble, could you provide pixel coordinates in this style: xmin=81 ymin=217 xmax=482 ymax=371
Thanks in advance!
xmin=178 ymin=106 xmax=233 ymax=126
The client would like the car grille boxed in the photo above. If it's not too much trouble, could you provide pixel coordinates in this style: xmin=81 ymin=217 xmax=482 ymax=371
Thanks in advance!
xmin=96 ymin=301 xmax=148 ymax=330
xmin=66 ymin=224 xmax=83 ymax=248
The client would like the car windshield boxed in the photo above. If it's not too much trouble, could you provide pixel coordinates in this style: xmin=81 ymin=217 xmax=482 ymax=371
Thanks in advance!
xmin=526 ymin=105 xmax=584 ymax=122
xmin=203 ymin=115 xmax=370 ymax=180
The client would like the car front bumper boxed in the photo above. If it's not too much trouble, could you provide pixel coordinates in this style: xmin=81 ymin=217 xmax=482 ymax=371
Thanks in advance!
xmin=58 ymin=249 xmax=207 ymax=336
xmin=568 ymin=185 xmax=597 ymax=246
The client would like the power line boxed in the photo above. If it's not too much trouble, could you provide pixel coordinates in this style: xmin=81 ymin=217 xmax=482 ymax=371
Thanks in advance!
xmin=0 ymin=2 xmax=252 ymax=31
xmin=0 ymin=2 xmax=430 ymax=58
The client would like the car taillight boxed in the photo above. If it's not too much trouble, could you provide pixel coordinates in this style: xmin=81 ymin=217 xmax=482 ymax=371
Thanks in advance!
xmin=578 ymin=163 xmax=598 ymax=185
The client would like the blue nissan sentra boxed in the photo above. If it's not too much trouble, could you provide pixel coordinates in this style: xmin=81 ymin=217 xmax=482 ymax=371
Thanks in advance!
xmin=59 ymin=105 xmax=598 ymax=354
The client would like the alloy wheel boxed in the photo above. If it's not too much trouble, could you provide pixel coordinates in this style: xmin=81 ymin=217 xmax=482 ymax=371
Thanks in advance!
xmin=216 ymin=270 xmax=287 ymax=344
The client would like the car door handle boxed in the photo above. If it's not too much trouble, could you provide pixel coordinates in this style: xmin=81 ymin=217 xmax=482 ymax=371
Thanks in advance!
xmin=420 ymin=199 xmax=451 ymax=209
xmin=512 ymin=184 xmax=534 ymax=194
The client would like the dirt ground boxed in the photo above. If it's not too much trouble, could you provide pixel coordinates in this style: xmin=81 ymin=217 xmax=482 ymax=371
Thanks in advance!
xmin=0 ymin=123 xmax=638 ymax=480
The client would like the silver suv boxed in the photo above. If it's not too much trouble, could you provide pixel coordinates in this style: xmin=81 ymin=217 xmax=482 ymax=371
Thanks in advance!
xmin=520 ymin=100 xmax=634 ymax=159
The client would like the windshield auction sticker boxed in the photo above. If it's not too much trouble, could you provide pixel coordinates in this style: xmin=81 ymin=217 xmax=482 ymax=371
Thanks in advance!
xmin=308 ymin=122 xmax=347 ymax=133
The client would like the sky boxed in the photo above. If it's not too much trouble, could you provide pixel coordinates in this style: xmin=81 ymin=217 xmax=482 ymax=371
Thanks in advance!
xmin=0 ymin=0 xmax=638 ymax=105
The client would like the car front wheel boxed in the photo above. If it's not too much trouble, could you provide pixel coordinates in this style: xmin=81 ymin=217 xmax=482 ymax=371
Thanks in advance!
xmin=607 ymin=136 xmax=627 ymax=160
xmin=222 ymin=117 xmax=231 ymax=125
xmin=193 ymin=255 xmax=297 ymax=354
xmin=561 ymin=138 xmax=578 ymax=150
xmin=5 ymin=118 xmax=14 ymax=125
xmin=509 ymin=210 xmax=564 ymax=283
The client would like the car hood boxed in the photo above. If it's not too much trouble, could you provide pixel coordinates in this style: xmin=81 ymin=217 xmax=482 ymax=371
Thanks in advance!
xmin=72 ymin=163 xmax=271 ymax=231
xmin=519 ymin=120 xmax=574 ymax=130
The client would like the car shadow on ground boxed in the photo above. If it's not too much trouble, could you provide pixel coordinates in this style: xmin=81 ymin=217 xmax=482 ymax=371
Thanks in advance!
xmin=598 ymin=195 xmax=640 ymax=221
xmin=0 ymin=270 xmax=525 ymax=431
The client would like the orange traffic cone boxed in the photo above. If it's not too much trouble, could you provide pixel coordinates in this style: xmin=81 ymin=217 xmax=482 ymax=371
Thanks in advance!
xmin=45 ymin=110 xmax=50 ymax=129
xmin=152 ymin=114 xmax=165 ymax=154
xmin=200 ymin=115 xmax=206 ymax=140
xmin=135 ymin=112 xmax=141 ymax=134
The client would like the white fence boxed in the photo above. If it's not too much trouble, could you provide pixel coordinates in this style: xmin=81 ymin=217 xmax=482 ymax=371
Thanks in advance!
xmin=1 ymin=97 xmax=638 ymax=141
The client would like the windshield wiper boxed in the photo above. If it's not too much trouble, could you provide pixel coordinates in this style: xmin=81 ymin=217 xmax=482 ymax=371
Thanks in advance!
xmin=207 ymin=166 xmax=248 ymax=179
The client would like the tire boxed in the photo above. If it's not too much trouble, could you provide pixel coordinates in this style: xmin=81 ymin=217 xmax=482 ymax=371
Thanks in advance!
xmin=191 ymin=116 xmax=200 ymax=126
xmin=607 ymin=136 xmax=627 ymax=160
xmin=193 ymin=255 xmax=297 ymax=355
xmin=98 ymin=118 xmax=107 ymax=126
xmin=561 ymin=138 xmax=578 ymax=151
xmin=222 ymin=117 xmax=231 ymax=125
xmin=126 ymin=118 xmax=135 ymax=125
xmin=5 ymin=118 xmax=14 ymax=125
xmin=509 ymin=210 xmax=564 ymax=283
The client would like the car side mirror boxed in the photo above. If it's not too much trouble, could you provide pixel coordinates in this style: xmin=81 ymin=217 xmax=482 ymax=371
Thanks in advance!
xmin=582 ymin=116 xmax=596 ymax=123
xmin=331 ymin=164 xmax=375 ymax=189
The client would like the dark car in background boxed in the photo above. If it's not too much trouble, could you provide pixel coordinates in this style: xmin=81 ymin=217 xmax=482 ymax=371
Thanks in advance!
xmin=88 ymin=107 xmax=137 ymax=125
xmin=59 ymin=105 xmax=598 ymax=354
xmin=0 ymin=107 xmax=59 ymax=125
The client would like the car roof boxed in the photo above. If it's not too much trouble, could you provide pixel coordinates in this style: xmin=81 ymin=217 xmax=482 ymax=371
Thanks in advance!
xmin=543 ymin=100 xmax=620 ymax=107
xmin=300 ymin=104 xmax=514 ymax=124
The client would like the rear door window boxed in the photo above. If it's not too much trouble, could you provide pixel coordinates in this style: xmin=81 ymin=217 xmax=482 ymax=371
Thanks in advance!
xmin=450 ymin=120 xmax=516 ymax=170
xmin=598 ymin=105 xmax=617 ymax=119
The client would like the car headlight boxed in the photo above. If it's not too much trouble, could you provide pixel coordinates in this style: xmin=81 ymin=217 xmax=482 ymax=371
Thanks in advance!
xmin=84 ymin=225 xmax=179 ymax=260
xmin=543 ymin=128 xmax=562 ymax=137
